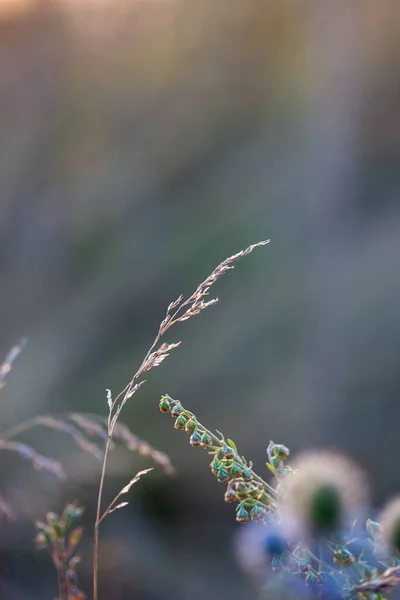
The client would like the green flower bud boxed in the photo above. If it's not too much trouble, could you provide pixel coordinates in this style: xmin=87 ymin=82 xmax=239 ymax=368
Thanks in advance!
xmin=274 ymin=444 xmax=290 ymax=459
xmin=210 ymin=458 xmax=222 ymax=475
xmin=35 ymin=525 xmax=53 ymax=548
xmin=242 ymin=468 xmax=253 ymax=482
xmin=200 ymin=432 xmax=213 ymax=448
xmin=46 ymin=513 xmax=63 ymax=537
xmin=224 ymin=488 xmax=237 ymax=503
xmin=170 ymin=404 xmax=182 ymax=418
xmin=257 ymin=490 xmax=271 ymax=504
xmin=62 ymin=503 xmax=83 ymax=532
xmin=230 ymin=464 xmax=242 ymax=478
xmin=174 ymin=415 xmax=187 ymax=430
xmin=222 ymin=443 xmax=234 ymax=459
xmin=236 ymin=504 xmax=249 ymax=524
xmin=248 ymin=486 xmax=261 ymax=498
xmin=250 ymin=505 xmax=266 ymax=522
xmin=159 ymin=397 xmax=171 ymax=413
xmin=235 ymin=480 xmax=247 ymax=493
xmin=190 ymin=430 xmax=202 ymax=447
xmin=217 ymin=466 xmax=229 ymax=482
xmin=185 ymin=419 xmax=197 ymax=434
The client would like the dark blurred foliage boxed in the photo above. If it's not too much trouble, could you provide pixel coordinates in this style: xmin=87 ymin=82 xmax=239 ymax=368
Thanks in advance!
xmin=0 ymin=0 xmax=400 ymax=598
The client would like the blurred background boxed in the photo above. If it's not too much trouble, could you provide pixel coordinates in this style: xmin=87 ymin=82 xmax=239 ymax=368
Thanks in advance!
xmin=0 ymin=0 xmax=400 ymax=598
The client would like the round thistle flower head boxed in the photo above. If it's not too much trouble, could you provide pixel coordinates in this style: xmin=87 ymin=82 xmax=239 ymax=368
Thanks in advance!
xmin=378 ymin=496 xmax=400 ymax=554
xmin=281 ymin=450 xmax=368 ymax=539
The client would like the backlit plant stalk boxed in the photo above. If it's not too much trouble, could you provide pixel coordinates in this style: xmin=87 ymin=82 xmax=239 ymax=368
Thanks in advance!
xmin=93 ymin=241 xmax=270 ymax=600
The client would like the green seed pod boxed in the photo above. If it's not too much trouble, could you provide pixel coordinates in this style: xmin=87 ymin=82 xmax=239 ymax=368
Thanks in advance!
xmin=236 ymin=504 xmax=249 ymax=524
xmin=170 ymin=404 xmax=182 ymax=418
xmin=242 ymin=468 xmax=253 ymax=482
xmin=174 ymin=415 xmax=187 ymax=430
xmin=248 ymin=486 xmax=261 ymax=499
xmin=273 ymin=444 xmax=290 ymax=460
xmin=222 ymin=443 xmax=234 ymax=460
xmin=257 ymin=490 xmax=271 ymax=504
xmin=185 ymin=419 xmax=197 ymax=434
xmin=190 ymin=430 xmax=202 ymax=447
xmin=224 ymin=488 xmax=237 ymax=503
xmin=235 ymin=480 xmax=247 ymax=492
xmin=230 ymin=464 xmax=243 ymax=478
xmin=217 ymin=466 xmax=229 ymax=483
xmin=210 ymin=458 xmax=222 ymax=475
xmin=250 ymin=505 xmax=266 ymax=522
xmin=159 ymin=397 xmax=171 ymax=413
xmin=200 ymin=432 xmax=213 ymax=448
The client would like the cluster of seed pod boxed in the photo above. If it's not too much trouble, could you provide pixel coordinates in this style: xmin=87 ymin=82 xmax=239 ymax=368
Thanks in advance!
xmin=159 ymin=395 xmax=277 ymax=524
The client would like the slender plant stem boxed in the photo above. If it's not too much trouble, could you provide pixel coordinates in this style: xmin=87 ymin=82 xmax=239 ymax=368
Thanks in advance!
xmin=93 ymin=434 xmax=113 ymax=600
xmin=55 ymin=541 xmax=68 ymax=600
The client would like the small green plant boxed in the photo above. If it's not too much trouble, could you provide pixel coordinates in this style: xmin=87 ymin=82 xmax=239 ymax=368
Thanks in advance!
xmin=35 ymin=502 xmax=86 ymax=600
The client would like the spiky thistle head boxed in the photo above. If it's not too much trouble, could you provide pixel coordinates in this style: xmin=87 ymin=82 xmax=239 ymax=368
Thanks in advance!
xmin=378 ymin=496 xmax=400 ymax=554
xmin=280 ymin=450 xmax=368 ymax=538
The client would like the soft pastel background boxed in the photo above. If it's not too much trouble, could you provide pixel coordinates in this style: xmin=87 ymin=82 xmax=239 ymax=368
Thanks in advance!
xmin=0 ymin=1 xmax=400 ymax=598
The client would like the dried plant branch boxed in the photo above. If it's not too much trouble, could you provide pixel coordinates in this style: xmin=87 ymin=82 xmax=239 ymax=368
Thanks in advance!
xmin=1 ymin=412 xmax=174 ymax=474
xmin=99 ymin=468 xmax=153 ymax=524
xmin=0 ymin=439 xmax=66 ymax=479
xmin=93 ymin=240 xmax=269 ymax=600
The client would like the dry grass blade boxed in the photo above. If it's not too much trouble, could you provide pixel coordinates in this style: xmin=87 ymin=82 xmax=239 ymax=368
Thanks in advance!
xmin=107 ymin=502 xmax=128 ymax=515
xmin=143 ymin=342 xmax=181 ymax=373
xmin=66 ymin=414 xmax=109 ymax=443
xmin=119 ymin=468 xmax=153 ymax=494
xmin=34 ymin=416 xmax=104 ymax=461
xmin=100 ymin=468 xmax=153 ymax=522
xmin=0 ymin=439 xmax=66 ymax=479
xmin=0 ymin=338 xmax=27 ymax=389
